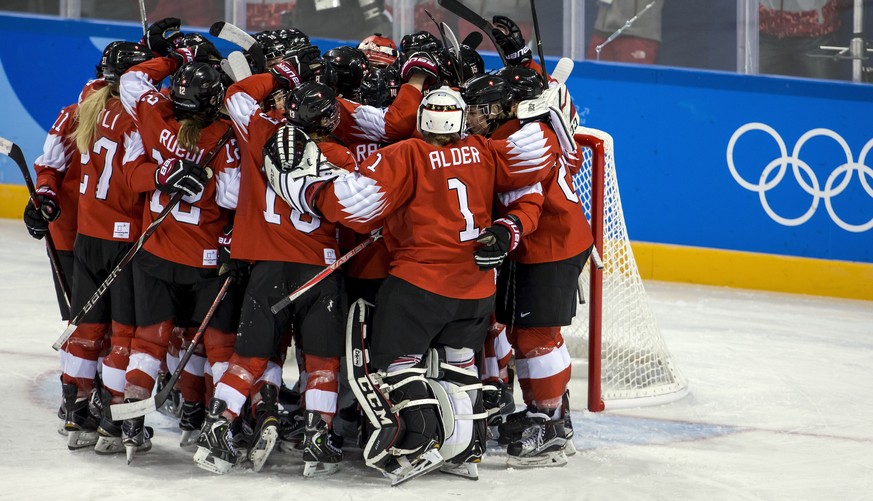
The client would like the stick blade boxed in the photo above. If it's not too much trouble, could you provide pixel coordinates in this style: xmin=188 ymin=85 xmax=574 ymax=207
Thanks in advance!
xmin=110 ymin=397 xmax=156 ymax=421
xmin=551 ymin=57 xmax=575 ymax=85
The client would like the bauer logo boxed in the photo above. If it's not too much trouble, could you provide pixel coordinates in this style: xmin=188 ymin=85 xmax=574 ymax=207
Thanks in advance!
xmin=353 ymin=348 xmax=363 ymax=367
xmin=727 ymin=122 xmax=873 ymax=233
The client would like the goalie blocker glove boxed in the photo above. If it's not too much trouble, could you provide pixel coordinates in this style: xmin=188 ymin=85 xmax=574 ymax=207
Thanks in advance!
xmin=262 ymin=125 xmax=344 ymax=217
xmin=474 ymin=214 xmax=522 ymax=270
xmin=492 ymin=15 xmax=532 ymax=65
xmin=154 ymin=158 xmax=210 ymax=198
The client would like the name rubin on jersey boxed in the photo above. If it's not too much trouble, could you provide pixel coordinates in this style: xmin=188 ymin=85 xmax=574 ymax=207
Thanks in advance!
xmin=429 ymin=146 xmax=481 ymax=170
xmin=159 ymin=129 xmax=206 ymax=164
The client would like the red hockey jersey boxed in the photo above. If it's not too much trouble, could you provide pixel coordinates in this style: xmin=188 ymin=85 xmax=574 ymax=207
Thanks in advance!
xmin=120 ymin=57 xmax=241 ymax=269
xmin=35 ymin=104 xmax=81 ymax=251
xmin=318 ymin=123 xmax=559 ymax=299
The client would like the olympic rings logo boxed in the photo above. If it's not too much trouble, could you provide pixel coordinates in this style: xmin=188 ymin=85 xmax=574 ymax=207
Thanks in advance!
xmin=727 ymin=122 xmax=873 ymax=232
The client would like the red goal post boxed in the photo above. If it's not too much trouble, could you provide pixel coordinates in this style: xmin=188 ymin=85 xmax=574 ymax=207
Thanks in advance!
xmin=570 ymin=127 xmax=689 ymax=411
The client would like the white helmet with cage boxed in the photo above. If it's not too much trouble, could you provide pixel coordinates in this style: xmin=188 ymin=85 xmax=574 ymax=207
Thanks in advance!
xmin=417 ymin=86 xmax=467 ymax=135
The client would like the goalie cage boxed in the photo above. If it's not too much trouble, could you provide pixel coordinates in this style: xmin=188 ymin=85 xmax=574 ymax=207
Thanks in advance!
xmin=568 ymin=127 xmax=688 ymax=411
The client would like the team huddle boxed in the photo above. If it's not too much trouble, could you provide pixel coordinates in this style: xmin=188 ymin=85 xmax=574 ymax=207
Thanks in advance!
xmin=24 ymin=12 xmax=594 ymax=485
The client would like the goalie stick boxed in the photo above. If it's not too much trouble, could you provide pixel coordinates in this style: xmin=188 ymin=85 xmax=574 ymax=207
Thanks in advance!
xmin=423 ymin=9 xmax=464 ymax=84
xmin=209 ymin=21 xmax=266 ymax=74
xmin=529 ymin=0 xmax=550 ymax=84
xmin=437 ymin=0 xmax=508 ymax=66
xmin=110 ymin=276 xmax=232 ymax=420
xmin=270 ymin=232 xmax=381 ymax=314
xmin=0 ymin=137 xmax=71 ymax=311
xmin=51 ymin=128 xmax=233 ymax=351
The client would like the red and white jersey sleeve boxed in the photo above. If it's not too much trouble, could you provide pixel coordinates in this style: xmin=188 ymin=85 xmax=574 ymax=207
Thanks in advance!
xmin=76 ymin=99 xmax=146 ymax=243
xmin=119 ymin=57 xmax=177 ymax=126
xmin=34 ymin=104 xmax=81 ymax=251
xmin=491 ymin=121 xmax=560 ymax=191
xmin=225 ymin=74 xmax=354 ymax=265
xmin=333 ymin=83 xmax=421 ymax=146
xmin=506 ymin=131 xmax=594 ymax=264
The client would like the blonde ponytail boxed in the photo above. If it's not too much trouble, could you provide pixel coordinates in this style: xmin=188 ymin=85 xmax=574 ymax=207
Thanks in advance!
xmin=73 ymin=85 xmax=115 ymax=154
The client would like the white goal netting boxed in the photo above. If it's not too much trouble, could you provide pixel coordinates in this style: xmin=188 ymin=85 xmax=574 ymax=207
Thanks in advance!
xmin=567 ymin=127 xmax=688 ymax=410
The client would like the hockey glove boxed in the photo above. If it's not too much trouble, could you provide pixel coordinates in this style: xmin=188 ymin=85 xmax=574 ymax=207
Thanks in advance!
xmin=144 ymin=17 xmax=184 ymax=57
xmin=492 ymin=15 xmax=532 ymax=65
xmin=270 ymin=58 xmax=309 ymax=91
xmin=155 ymin=158 xmax=210 ymax=198
xmin=474 ymin=215 xmax=522 ymax=270
xmin=23 ymin=199 xmax=49 ymax=240
xmin=169 ymin=46 xmax=213 ymax=67
xmin=400 ymin=51 xmax=440 ymax=87
xmin=217 ymin=224 xmax=250 ymax=283
xmin=34 ymin=186 xmax=61 ymax=222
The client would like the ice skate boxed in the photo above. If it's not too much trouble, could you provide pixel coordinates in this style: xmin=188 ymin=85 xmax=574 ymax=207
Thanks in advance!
xmin=561 ymin=391 xmax=576 ymax=456
xmin=495 ymin=404 xmax=537 ymax=445
xmin=193 ymin=398 xmax=238 ymax=475
xmin=301 ymin=410 xmax=343 ymax=477
xmin=506 ymin=413 xmax=568 ymax=468
xmin=61 ymin=384 xmax=100 ymax=450
xmin=94 ymin=414 xmax=124 ymax=455
xmin=439 ymin=461 xmax=479 ymax=480
xmin=121 ymin=401 xmax=154 ymax=464
xmin=247 ymin=385 xmax=279 ymax=472
xmin=277 ymin=407 xmax=305 ymax=455
xmin=156 ymin=371 xmax=182 ymax=418
xmin=179 ymin=400 xmax=205 ymax=448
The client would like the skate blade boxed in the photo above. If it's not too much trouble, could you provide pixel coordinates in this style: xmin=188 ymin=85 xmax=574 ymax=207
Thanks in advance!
xmin=506 ymin=450 xmax=568 ymax=469
xmin=57 ymin=420 xmax=69 ymax=437
xmin=180 ymin=430 xmax=201 ymax=448
xmin=248 ymin=426 xmax=278 ymax=473
xmin=303 ymin=461 xmax=340 ymax=477
xmin=67 ymin=430 xmax=98 ymax=450
xmin=563 ymin=438 xmax=577 ymax=457
xmin=94 ymin=436 xmax=124 ymax=455
xmin=439 ymin=462 xmax=479 ymax=480
xmin=125 ymin=445 xmax=136 ymax=464
xmin=387 ymin=449 xmax=445 ymax=486
xmin=193 ymin=446 xmax=234 ymax=475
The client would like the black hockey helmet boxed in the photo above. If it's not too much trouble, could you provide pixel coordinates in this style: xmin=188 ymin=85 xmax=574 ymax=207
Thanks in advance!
xmin=254 ymin=31 xmax=289 ymax=66
xmin=98 ymin=41 xmax=123 ymax=79
xmin=459 ymin=45 xmax=485 ymax=82
xmin=322 ymin=46 xmax=368 ymax=99
xmin=495 ymin=65 xmax=544 ymax=100
xmin=399 ymin=30 xmax=441 ymax=56
xmin=285 ymin=81 xmax=340 ymax=136
xmin=359 ymin=65 xmax=401 ymax=108
xmin=462 ymin=74 xmax=514 ymax=135
xmin=103 ymin=41 xmax=154 ymax=83
xmin=171 ymin=62 xmax=225 ymax=120
xmin=275 ymin=28 xmax=309 ymax=47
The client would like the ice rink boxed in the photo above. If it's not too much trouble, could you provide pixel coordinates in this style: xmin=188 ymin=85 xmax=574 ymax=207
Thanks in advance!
xmin=0 ymin=218 xmax=871 ymax=501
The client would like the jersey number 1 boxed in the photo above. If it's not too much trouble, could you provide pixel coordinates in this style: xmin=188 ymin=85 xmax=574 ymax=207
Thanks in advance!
xmin=448 ymin=178 xmax=480 ymax=242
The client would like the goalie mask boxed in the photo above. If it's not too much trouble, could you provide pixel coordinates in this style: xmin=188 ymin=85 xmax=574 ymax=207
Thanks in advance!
xmin=358 ymin=33 xmax=399 ymax=68
xmin=263 ymin=125 xmax=320 ymax=174
xmin=417 ymin=86 xmax=467 ymax=135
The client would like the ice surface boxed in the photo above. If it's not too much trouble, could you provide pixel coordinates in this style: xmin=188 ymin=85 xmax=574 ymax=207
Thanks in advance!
xmin=1 ymin=219 xmax=871 ymax=500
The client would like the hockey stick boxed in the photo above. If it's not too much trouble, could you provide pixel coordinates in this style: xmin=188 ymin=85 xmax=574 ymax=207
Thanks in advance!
xmin=423 ymin=9 xmax=464 ymax=84
xmin=461 ymin=31 xmax=482 ymax=50
xmin=137 ymin=0 xmax=148 ymax=35
xmin=0 ymin=137 xmax=71 ymax=311
xmin=228 ymin=51 xmax=253 ymax=81
xmin=109 ymin=276 xmax=233 ymax=420
xmin=437 ymin=0 xmax=508 ymax=66
xmin=209 ymin=22 xmax=266 ymax=74
xmin=529 ymin=0 xmax=550 ymax=84
xmin=52 ymin=128 xmax=234 ymax=351
xmin=270 ymin=232 xmax=381 ymax=314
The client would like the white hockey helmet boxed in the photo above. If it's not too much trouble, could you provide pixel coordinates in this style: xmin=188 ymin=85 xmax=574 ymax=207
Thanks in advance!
xmin=417 ymin=86 xmax=467 ymax=135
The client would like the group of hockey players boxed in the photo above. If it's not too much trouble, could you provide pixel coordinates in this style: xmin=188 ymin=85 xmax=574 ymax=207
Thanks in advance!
xmin=23 ymin=11 xmax=594 ymax=485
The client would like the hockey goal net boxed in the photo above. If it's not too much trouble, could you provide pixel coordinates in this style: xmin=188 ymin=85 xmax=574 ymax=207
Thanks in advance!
xmin=568 ymin=127 xmax=688 ymax=411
